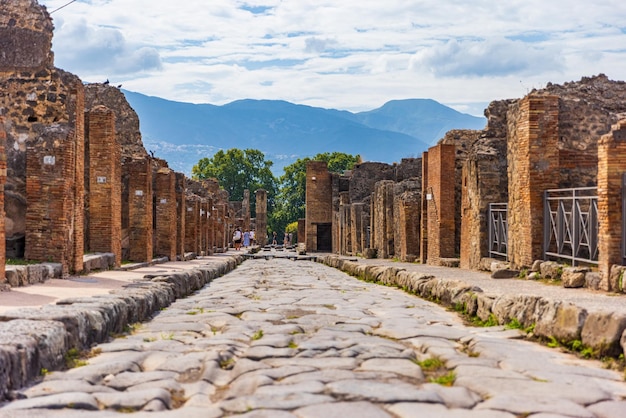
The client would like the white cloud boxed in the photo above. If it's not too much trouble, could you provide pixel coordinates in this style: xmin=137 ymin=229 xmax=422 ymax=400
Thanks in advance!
xmin=38 ymin=0 xmax=626 ymax=115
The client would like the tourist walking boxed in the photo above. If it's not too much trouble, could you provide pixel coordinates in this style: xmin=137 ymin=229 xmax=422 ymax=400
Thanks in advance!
xmin=243 ymin=230 xmax=250 ymax=247
xmin=232 ymin=227 xmax=242 ymax=250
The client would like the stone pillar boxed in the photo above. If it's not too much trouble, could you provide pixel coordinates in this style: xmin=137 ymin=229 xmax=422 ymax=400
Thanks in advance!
xmin=185 ymin=196 xmax=199 ymax=254
xmin=426 ymin=144 xmax=456 ymax=265
xmin=297 ymin=218 xmax=306 ymax=244
xmin=507 ymin=95 xmax=559 ymax=268
xmin=200 ymin=199 xmax=209 ymax=255
xmin=420 ymin=151 xmax=429 ymax=263
xmin=0 ymin=119 xmax=6 ymax=283
xmin=155 ymin=168 xmax=177 ymax=261
xmin=216 ymin=203 xmax=227 ymax=251
xmin=372 ymin=180 xmax=395 ymax=259
xmin=396 ymin=191 xmax=421 ymax=262
xmin=175 ymin=173 xmax=186 ymax=259
xmin=242 ymin=189 xmax=251 ymax=232
xmin=127 ymin=158 xmax=153 ymax=262
xmin=598 ymin=120 xmax=626 ymax=290
xmin=339 ymin=192 xmax=351 ymax=255
xmin=305 ymin=162 xmax=332 ymax=252
xmin=25 ymin=87 xmax=85 ymax=275
xmin=350 ymin=203 xmax=364 ymax=255
xmin=210 ymin=201 xmax=218 ymax=253
xmin=255 ymin=189 xmax=268 ymax=246
xmin=85 ymin=106 xmax=122 ymax=267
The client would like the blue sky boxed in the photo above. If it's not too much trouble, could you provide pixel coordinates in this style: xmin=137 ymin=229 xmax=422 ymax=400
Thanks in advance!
xmin=39 ymin=0 xmax=626 ymax=116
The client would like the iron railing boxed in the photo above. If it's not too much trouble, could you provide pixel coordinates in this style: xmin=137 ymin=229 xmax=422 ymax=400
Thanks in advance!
xmin=488 ymin=203 xmax=508 ymax=259
xmin=544 ymin=187 xmax=598 ymax=265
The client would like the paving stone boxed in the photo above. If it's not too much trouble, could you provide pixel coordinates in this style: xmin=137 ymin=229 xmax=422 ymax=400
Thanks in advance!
xmin=218 ymin=393 xmax=335 ymax=413
xmin=295 ymin=401 xmax=392 ymax=418
xmin=93 ymin=388 xmax=172 ymax=411
xmin=0 ymin=392 xmax=99 ymax=411
xmin=356 ymin=358 xmax=424 ymax=380
xmin=20 ymin=380 xmax=116 ymax=398
xmin=244 ymin=346 xmax=297 ymax=360
xmin=586 ymin=400 xmax=626 ymax=418
xmin=421 ymin=383 xmax=482 ymax=409
xmin=387 ymin=403 xmax=516 ymax=418
xmin=104 ymin=371 xmax=177 ymax=390
xmin=474 ymin=394 xmax=595 ymax=417
xmin=47 ymin=360 xmax=140 ymax=384
xmin=326 ymin=379 xmax=443 ymax=403
xmin=236 ymin=410 xmax=297 ymax=418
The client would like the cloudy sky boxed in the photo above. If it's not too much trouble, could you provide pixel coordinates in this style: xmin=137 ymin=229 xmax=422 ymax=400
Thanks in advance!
xmin=39 ymin=0 xmax=626 ymax=116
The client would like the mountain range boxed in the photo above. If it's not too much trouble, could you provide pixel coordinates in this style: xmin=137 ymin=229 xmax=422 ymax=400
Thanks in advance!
xmin=122 ymin=90 xmax=487 ymax=175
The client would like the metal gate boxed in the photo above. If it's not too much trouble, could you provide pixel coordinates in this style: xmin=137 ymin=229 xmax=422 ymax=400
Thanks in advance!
xmin=488 ymin=203 xmax=508 ymax=259
xmin=543 ymin=187 xmax=598 ymax=265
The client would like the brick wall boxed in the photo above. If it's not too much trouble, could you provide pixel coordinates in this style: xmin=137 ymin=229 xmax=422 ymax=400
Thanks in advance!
xmin=305 ymin=162 xmax=332 ymax=252
xmin=127 ymin=158 xmax=153 ymax=262
xmin=597 ymin=120 xmax=626 ymax=289
xmin=425 ymin=144 xmax=456 ymax=265
xmin=339 ymin=192 xmax=351 ymax=254
xmin=85 ymin=105 xmax=121 ymax=267
xmin=155 ymin=168 xmax=176 ymax=260
xmin=507 ymin=95 xmax=559 ymax=267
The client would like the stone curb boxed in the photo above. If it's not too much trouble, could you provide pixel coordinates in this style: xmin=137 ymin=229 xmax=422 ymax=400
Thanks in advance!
xmin=317 ymin=255 xmax=626 ymax=360
xmin=0 ymin=254 xmax=244 ymax=400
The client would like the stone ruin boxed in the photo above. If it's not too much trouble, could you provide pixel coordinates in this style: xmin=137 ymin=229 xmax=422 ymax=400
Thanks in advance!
xmin=0 ymin=0 xmax=261 ymax=286
xmin=307 ymin=74 xmax=626 ymax=293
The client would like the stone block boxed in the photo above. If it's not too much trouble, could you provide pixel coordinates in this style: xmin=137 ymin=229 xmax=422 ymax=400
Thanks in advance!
xmin=491 ymin=269 xmax=520 ymax=279
xmin=561 ymin=267 xmax=589 ymax=288
xmin=584 ymin=272 xmax=602 ymax=290
xmin=581 ymin=312 xmax=626 ymax=357
xmin=535 ymin=302 xmax=587 ymax=342
xmin=539 ymin=261 xmax=562 ymax=279
xmin=608 ymin=265 xmax=626 ymax=293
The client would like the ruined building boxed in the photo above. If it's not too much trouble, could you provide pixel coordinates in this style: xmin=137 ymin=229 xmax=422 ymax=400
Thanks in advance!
xmin=307 ymin=74 xmax=626 ymax=293
xmin=0 ymin=0 xmax=250 ymax=287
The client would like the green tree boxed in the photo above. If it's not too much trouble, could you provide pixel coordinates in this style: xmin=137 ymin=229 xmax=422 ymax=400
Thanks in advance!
xmin=192 ymin=148 xmax=277 ymax=215
xmin=270 ymin=152 xmax=360 ymax=235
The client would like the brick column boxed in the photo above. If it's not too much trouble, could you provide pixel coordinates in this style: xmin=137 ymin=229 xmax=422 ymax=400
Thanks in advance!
xmin=127 ymin=158 xmax=153 ymax=262
xmin=175 ymin=173 xmax=186 ymax=259
xmin=155 ymin=168 xmax=177 ymax=261
xmin=210 ymin=200 xmax=217 ymax=253
xmin=598 ymin=120 xmax=626 ymax=289
xmin=25 ymin=116 xmax=84 ymax=275
xmin=0 ymin=119 xmax=6 ymax=283
xmin=420 ymin=151 xmax=429 ymax=263
xmin=185 ymin=196 xmax=199 ymax=254
xmin=255 ymin=189 xmax=268 ymax=247
xmin=426 ymin=144 xmax=456 ymax=265
xmin=305 ymin=162 xmax=332 ymax=252
xmin=372 ymin=180 xmax=395 ymax=258
xmin=85 ymin=106 xmax=122 ymax=267
xmin=297 ymin=218 xmax=306 ymax=244
xmin=507 ymin=95 xmax=559 ymax=268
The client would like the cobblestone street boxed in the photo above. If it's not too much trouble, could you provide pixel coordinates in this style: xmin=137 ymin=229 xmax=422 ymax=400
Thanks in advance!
xmin=1 ymin=258 xmax=626 ymax=417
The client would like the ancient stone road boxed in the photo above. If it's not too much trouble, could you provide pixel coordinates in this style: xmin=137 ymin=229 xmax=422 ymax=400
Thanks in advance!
xmin=1 ymin=258 xmax=626 ymax=417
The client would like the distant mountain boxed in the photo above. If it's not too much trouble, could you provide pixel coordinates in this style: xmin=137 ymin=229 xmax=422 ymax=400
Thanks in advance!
xmin=122 ymin=91 xmax=486 ymax=175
